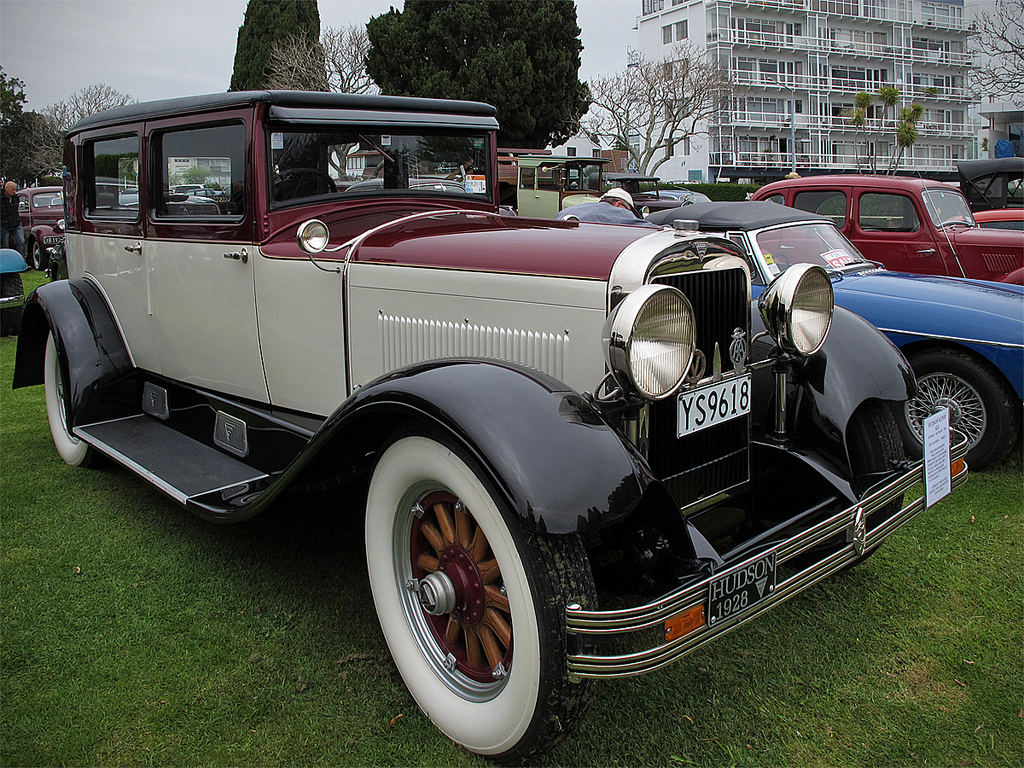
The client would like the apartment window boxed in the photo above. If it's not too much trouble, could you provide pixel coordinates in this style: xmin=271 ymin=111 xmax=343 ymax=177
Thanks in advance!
xmin=675 ymin=20 xmax=688 ymax=40
xmin=643 ymin=0 xmax=665 ymax=16
xmin=663 ymin=24 xmax=673 ymax=44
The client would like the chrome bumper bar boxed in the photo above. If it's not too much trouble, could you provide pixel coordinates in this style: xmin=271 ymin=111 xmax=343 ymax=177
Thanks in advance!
xmin=566 ymin=436 xmax=968 ymax=679
xmin=0 ymin=292 xmax=26 ymax=310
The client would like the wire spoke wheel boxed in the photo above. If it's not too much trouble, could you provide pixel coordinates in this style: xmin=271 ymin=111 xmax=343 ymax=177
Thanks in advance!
xmin=906 ymin=371 xmax=986 ymax=449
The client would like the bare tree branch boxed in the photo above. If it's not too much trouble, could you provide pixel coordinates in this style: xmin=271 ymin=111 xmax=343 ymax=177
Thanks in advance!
xmin=267 ymin=25 xmax=378 ymax=95
xmin=29 ymin=84 xmax=136 ymax=174
xmin=583 ymin=43 xmax=733 ymax=175
xmin=970 ymin=0 xmax=1024 ymax=107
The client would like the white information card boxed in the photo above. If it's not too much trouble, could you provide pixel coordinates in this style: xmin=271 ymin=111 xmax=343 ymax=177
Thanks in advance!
xmin=923 ymin=409 xmax=951 ymax=508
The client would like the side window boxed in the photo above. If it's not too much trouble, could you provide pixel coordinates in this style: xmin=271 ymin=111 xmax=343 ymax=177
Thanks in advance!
xmin=537 ymin=166 xmax=560 ymax=192
xmin=858 ymin=193 xmax=920 ymax=232
xmin=17 ymin=195 xmax=29 ymax=212
xmin=519 ymin=166 xmax=536 ymax=190
xmin=85 ymin=135 xmax=140 ymax=220
xmin=794 ymin=190 xmax=847 ymax=227
xmin=763 ymin=193 xmax=785 ymax=205
xmin=155 ymin=123 xmax=245 ymax=218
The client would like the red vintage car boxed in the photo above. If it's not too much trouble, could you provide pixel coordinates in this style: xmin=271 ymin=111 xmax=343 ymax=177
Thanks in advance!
xmin=751 ymin=175 xmax=1023 ymax=283
xmin=16 ymin=185 xmax=65 ymax=270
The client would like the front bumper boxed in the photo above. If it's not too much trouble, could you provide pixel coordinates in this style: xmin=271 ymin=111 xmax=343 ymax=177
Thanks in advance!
xmin=0 ymin=291 xmax=26 ymax=310
xmin=566 ymin=434 xmax=968 ymax=679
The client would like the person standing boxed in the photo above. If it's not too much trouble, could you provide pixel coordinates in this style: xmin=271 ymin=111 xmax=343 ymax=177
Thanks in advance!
xmin=1 ymin=181 xmax=25 ymax=256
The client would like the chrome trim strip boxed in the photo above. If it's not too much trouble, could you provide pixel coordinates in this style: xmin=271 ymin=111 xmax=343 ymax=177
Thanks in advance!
xmin=566 ymin=435 xmax=968 ymax=678
xmin=874 ymin=326 xmax=1024 ymax=350
xmin=0 ymin=293 xmax=25 ymax=309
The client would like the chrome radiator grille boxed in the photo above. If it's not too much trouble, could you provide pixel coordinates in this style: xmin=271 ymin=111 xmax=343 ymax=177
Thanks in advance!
xmin=651 ymin=267 xmax=751 ymax=510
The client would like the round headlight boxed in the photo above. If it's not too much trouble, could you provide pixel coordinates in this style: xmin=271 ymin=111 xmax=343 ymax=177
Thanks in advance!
xmin=759 ymin=264 xmax=833 ymax=356
xmin=297 ymin=219 xmax=330 ymax=254
xmin=604 ymin=284 xmax=696 ymax=400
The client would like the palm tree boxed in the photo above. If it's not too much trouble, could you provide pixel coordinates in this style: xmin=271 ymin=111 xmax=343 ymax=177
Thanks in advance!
xmin=852 ymin=91 xmax=872 ymax=173
xmin=888 ymin=104 xmax=924 ymax=174
xmin=876 ymin=85 xmax=900 ymax=172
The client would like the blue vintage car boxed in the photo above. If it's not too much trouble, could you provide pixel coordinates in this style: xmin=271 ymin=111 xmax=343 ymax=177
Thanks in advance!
xmin=1 ymin=247 xmax=28 ymax=336
xmin=646 ymin=202 xmax=1023 ymax=470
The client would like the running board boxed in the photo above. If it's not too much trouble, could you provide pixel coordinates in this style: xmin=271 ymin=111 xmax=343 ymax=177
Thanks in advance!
xmin=74 ymin=414 xmax=271 ymax=506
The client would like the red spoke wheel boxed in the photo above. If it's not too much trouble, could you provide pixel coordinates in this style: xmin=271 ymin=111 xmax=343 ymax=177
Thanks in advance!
xmin=366 ymin=432 xmax=595 ymax=763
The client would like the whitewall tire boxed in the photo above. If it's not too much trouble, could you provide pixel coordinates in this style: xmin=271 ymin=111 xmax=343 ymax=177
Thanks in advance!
xmin=365 ymin=433 xmax=594 ymax=763
xmin=44 ymin=333 xmax=96 ymax=467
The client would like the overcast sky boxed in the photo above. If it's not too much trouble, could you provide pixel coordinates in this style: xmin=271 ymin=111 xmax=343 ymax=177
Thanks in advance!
xmin=0 ymin=0 xmax=641 ymax=112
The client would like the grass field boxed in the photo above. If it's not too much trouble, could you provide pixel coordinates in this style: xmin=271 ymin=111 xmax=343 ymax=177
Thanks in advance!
xmin=2 ymin=270 xmax=1021 ymax=766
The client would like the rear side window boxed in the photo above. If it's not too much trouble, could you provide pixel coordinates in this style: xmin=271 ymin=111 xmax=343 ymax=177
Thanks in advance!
xmin=85 ymin=135 xmax=139 ymax=220
xmin=794 ymin=190 xmax=847 ymax=227
xmin=154 ymin=123 xmax=246 ymax=218
xmin=763 ymin=193 xmax=785 ymax=205
xmin=858 ymin=193 xmax=920 ymax=232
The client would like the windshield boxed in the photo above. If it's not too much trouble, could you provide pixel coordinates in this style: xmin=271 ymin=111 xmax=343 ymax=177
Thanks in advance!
xmin=921 ymin=187 xmax=976 ymax=227
xmin=754 ymin=223 xmax=872 ymax=276
xmin=268 ymin=127 xmax=492 ymax=206
xmin=33 ymin=193 xmax=62 ymax=208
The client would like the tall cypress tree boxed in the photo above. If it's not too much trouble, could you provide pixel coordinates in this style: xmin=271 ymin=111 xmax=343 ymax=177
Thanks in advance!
xmin=229 ymin=0 xmax=322 ymax=92
xmin=366 ymin=0 xmax=589 ymax=148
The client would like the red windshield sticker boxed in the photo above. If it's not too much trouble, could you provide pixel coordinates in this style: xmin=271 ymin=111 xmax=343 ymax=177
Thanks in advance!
xmin=823 ymin=249 xmax=858 ymax=268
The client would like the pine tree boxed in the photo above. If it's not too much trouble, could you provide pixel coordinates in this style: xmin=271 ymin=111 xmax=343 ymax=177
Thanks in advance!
xmin=229 ymin=0 xmax=322 ymax=92
xmin=366 ymin=0 xmax=588 ymax=148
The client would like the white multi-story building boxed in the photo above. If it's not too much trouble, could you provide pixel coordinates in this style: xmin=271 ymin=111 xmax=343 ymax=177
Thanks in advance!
xmin=636 ymin=0 xmax=975 ymax=182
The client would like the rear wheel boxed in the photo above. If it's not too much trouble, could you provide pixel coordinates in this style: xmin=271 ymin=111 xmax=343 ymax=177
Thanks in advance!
xmin=365 ymin=432 xmax=595 ymax=763
xmin=29 ymin=240 xmax=48 ymax=271
xmin=44 ymin=333 xmax=98 ymax=467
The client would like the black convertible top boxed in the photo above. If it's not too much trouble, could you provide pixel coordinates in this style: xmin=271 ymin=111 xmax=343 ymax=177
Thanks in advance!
xmin=646 ymin=201 xmax=829 ymax=231
xmin=956 ymin=157 xmax=1024 ymax=182
xmin=69 ymin=91 xmax=499 ymax=135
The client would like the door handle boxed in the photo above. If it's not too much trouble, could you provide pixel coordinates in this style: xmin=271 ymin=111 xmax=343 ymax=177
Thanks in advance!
xmin=223 ymin=248 xmax=248 ymax=264
xmin=916 ymin=248 xmax=937 ymax=256
xmin=124 ymin=242 xmax=142 ymax=254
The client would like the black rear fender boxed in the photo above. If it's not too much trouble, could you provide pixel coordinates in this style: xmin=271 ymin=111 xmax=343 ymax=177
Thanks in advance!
xmin=13 ymin=279 xmax=136 ymax=428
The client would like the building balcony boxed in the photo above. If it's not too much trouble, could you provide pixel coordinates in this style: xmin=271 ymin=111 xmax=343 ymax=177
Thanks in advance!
xmin=706 ymin=1 xmax=972 ymax=32
xmin=709 ymin=150 xmax=961 ymax=173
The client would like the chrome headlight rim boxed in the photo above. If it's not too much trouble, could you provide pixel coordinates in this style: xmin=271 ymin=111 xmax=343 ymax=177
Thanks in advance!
xmin=759 ymin=264 xmax=834 ymax=357
xmin=297 ymin=218 xmax=330 ymax=254
xmin=604 ymin=284 xmax=696 ymax=401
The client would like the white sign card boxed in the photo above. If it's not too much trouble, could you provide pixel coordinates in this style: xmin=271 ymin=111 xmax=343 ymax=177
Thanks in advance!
xmin=923 ymin=409 xmax=951 ymax=507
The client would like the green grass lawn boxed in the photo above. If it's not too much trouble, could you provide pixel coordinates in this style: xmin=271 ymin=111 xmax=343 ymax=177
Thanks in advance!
xmin=2 ymin=269 xmax=1021 ymax=766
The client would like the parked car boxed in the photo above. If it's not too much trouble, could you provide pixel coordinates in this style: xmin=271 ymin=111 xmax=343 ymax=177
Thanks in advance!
xmin=604 ymin=172 xmax=711 ymax=213
xmin=16 ymin=186 xmax=65 ymax=270
xmin=751 ymin=175 xmax=1023 ymax=283
xmin=647 ymin=202 xmax=1023 ymax=470
xmin=957 ymin=157 xmax=1023 ymax=211
xmin=974 ymin=208 xmax=1024 ymax=231
xmin=1 ymin=247 xmax=28 ymax=335
xmin=503 ymin=153 xmax=609 ymax=217
xmin=13 ymin=91 xmax=966 ymax=763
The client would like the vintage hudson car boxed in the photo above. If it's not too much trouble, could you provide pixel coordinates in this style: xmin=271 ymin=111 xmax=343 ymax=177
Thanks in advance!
xmin=12 ymin=92 xmax=966 ymax=763
xmin=16 ymin=185 xmax=65 ymax=271
xmin=647 ymin=202 xmax=1023 ymax=471
xmin=751 ymin=175 xmax=1023 ymax=284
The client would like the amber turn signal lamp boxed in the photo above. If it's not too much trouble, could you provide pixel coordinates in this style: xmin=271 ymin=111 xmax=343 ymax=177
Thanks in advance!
xmin=664 ymin=604 xmax=706 ymax=642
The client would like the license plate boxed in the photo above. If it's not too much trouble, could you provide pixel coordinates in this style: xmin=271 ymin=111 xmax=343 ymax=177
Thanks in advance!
xmin=707 ymin=550 xmax=776 ymax=626
xmin=677 ymin=375 xmax=751 ymax=437
xmin=43 ymin=236 xmax=63 ymax=244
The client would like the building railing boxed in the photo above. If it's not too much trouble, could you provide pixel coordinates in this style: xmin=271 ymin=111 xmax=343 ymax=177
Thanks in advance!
xmin=731 ymin=71 xmax=974 ymax=102
xmin=710 ymin=150 xmax=962 ymax=172
xmin=722 ymin=111 xmax=974 ymax=137
xmin=715 ymin=0 xmax=974 ymax=31
xmin=724 ymin=31 xmax=975 ymax=68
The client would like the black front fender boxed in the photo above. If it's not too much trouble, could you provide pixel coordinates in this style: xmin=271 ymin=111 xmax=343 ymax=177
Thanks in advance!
xmin=302 ymin=360 xmax=662 ymax=535
xmin=750 ymin=302 xmax=916 ymax=464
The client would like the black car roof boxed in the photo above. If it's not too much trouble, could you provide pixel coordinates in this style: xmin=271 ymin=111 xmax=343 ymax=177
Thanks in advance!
xmin=646 ymin=201 xmax=830 ymax=230
xmin=68 ymin=91 xmax=499 ymax=135
xmin=956 ymin=157 xmax=1024 ymax=182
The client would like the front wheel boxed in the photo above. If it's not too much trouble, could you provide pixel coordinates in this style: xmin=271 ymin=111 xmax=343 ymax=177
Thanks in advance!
xmin=365 ymin=433 xmax=595 ymax=763
xmin=30 ymin=240 xmax=48 ymax=271
xmin=44 ymin=333 xmax=98 ymax=467
xmin=902 ymin=349 xmax=1019 ymax=470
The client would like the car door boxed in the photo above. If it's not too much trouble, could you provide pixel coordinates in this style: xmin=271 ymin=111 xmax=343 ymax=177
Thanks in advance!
xmin=143 ymin=116 xmax=268 ymax=403
xmin=851 ymin=189 xmax=944 ymax=274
